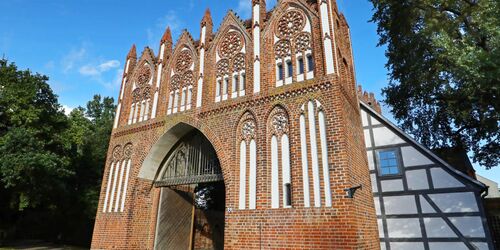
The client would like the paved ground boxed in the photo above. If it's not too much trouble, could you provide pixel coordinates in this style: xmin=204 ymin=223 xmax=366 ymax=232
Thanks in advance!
xmin=0 ymin=241 xmax=87 ymax=250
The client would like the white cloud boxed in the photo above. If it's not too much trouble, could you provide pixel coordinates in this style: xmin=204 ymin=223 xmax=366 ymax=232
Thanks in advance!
xmin=98 ymin=60 xmax=120 ymax=71
xmin=79 ymin=65 xmax=100 ymax=76
xmin=236 ymin=0 xmax=252 ymax=18
xmin=79 ymin=60 xmax=120 ymax=77
xmin=147 ymin=11 xmax=183 ymax=48
xmin=61 ymin=47 xmax=86 ymax=73
xmin=61 ymin=105 xmax=74 ymax=116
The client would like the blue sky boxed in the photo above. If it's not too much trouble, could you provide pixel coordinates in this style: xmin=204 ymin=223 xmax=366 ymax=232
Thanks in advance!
xmin=1 ymin=0 xmax=498 ymax=181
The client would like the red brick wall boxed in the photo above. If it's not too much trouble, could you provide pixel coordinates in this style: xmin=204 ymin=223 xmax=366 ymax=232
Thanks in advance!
xmin=91 ymin=0 xmax=379 ymax=249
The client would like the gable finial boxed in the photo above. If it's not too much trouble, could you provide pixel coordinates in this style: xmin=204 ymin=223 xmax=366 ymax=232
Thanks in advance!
xmin=161 ymin=27 xmax=173 ymax=45
xmin=127 ymin=44 xmax=137 ymax=59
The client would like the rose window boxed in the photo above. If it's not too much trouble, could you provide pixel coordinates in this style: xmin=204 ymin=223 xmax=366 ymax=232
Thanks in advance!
xmin=276 ymin=10 xmax=306 ymax=38
xmin=137 ymin=65 xmax=152 ymax=87
xmin=219 ymin=31 xmax=243 ymax=59
xmin=175 ymin=50 xmax=193 ymax=73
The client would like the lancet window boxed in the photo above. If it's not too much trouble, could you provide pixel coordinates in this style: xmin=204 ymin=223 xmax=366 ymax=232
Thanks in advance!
xmin=103 ymin=143 xmax=133 ymax=213
xmin=237 ymin=112 xmax=257 ymax=210
xmin=215 ymin=30 xmax=246 ymax=103
xmin=128 ymin=64 xmax=153 ymax=125
xmin=168 ymin=48 xmax=194 ymax=115
xmin=274 ymin=8 xmax=314 ymax=87
xmin=299 ymin=100 xmax=331 ymax=207
xmin=268 ymin=106 xmax=292 ymax=208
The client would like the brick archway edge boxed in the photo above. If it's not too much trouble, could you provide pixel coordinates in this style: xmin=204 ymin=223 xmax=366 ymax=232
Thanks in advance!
xmin=138 ymin=119 xmax=233 ymax=186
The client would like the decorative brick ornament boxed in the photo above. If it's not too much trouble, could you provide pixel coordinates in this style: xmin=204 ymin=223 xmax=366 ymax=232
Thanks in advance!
xmin=294 ymin=32 xmax=311 ymax=52
xmin=242 ymin=120 xmax=256 ymax=141
xmin=274 ymin=39 xmax=292 ymax=59
xmin=123 ymin=143 xmax=133 ymax=159
xmin=232 ymin=53 xmax=246 ymax=72
xmin=276 ymin=10 xmax=306 ymax=39
xmin=269 ymin=107 xmax=289 ymax=137
xmin=219 ymin=31 xmax=243 ymax=59
xmin=170 ymin=74 xmax=182 ymax=90
xmin=142 ymin=86 xmax=152 ymax=99
xmin=112 ymin=145 xmax=122 ymax=161
xmin=175 ymin=50 xmax=194 ymax=73
xmin=132 ymin=88 xmax=142 ymax=102
xmin=182 ymin=71 xmax=195 ymax=87
xmin=217 ymin=59 xmax=230 ymax=77
xmin=137 ymin=65 xmax=152 ymax=87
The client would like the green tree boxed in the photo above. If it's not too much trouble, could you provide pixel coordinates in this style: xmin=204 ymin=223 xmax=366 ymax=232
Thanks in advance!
xmin=62 ymin=96 xmax=115 ymax=245
xmin=0 ymin=59 xmax=72 ymax=211
xmin=369 ymin=0 xmax=500 ymax=168
xmin=0 ymin=59 xmax=115 ymax=246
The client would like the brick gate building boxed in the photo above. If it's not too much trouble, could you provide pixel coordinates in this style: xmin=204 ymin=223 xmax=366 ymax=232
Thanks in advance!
xmin=91 ymin=0 xmax=494 ymax=249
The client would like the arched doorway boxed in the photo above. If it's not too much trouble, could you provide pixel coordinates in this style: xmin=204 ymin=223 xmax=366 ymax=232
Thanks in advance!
xmin=154 ymin=130 xmax=225 ymax=250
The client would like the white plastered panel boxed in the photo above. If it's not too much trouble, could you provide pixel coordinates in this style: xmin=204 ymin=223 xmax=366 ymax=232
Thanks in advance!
xmin=372 ymin=127 xmax=405 ymax=146
xmin=401 ymin=146 xmax=434 ymax=167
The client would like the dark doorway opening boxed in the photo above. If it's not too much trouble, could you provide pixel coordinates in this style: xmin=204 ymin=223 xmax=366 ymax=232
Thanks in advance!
xmin=192 ymin=182 xmax=225 ymax=250
xmin=154 ymin=130 xmax=225 ymax=250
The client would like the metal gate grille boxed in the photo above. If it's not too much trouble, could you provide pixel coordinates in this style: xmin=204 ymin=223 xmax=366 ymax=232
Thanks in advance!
xmin=154 ymin=131 xmax=223 ymax=187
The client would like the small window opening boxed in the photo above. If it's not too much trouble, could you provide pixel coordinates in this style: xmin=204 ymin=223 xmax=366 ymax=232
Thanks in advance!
xmin=278 ymin=64 xmax=284 ymax=80
xmin=216 ymin=80 xmax=221 ymax=97
xmin=378 ymin=149 xmax=401 ymax=176
xmin=233 ymin=75 xmax=239 ymax=93
xmin=307 ymin=54 xmax=314 ymax=72
xmin=285 ymin=183 xmax=292 ymax=206
xmin=223 ymin=78 xmax=228 ymax=95
xmin=240 ymin=73 xmax=246 ymax=91
xmin=286 ymin=60 xmax=293 ymax=77
xmin=298 ymin=57 xmax=305 ymax=75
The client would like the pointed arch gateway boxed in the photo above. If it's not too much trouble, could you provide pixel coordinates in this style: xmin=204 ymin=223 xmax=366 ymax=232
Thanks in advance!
xmin=149 ymin=124 xmax=225 ymax=250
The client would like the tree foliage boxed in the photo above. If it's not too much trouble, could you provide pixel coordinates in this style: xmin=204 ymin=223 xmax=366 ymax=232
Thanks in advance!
xmin=0 ymin=59 xmax=115 ymax=246
xmin=369 ymin=0 xmax=500 ymax=168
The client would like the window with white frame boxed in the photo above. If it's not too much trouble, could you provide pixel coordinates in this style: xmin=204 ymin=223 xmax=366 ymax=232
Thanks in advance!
xmin=238 ymin=113 xmax=257 ymax=210
xmin=274 ymin=8 xmax=314 ymax=86
xmin=215 ymin=30 xmax=246 ymax=102
xmin=377 ymin=148 xmax=402 ymax=176
xmin=269 ymin=106 xmax=292 ymax=208
xmin=167 ymin=48 xmax=195 ymax=115
xmin=128 ymin=63 xmax=153 ymax=125
xmin=103 ymin=144 xmax=133 ymax=213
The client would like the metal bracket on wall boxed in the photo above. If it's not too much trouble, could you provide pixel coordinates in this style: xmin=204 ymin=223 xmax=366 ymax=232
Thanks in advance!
xmin=344 ymin=185 xmax=362 ymax=198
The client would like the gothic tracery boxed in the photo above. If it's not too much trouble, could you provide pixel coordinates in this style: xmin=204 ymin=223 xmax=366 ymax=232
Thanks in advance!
xmin=168 ymin=47 xmax=195 ymax=115
xmin=215 ymin=29 xmax=247 ymax=101
xmin=276 ymin=10 xmax=306 ymax=39
xmin=219 ymin=31 xmax=243 ymax=59
xmin=274 ymin=40 xmax=292 ymax=59
xmin=216 ymin=59 xmax=230 ymax=77
xmin=269 ymin=107 xmax=289 ymax=137
xmin=175 ymin=50 xmax=194 ymax=74
xmin=273 ymin=8 xmax=314 ymax=85
xmin=294 ymin=32 xmax=311 ymax=52
xmin=137 ymin=65 xmax=152 ymax=87
xmin=232 ymin=53 xmax=246 ymax=72
xmin=113 ymin=145 xmax=123 ymax=161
